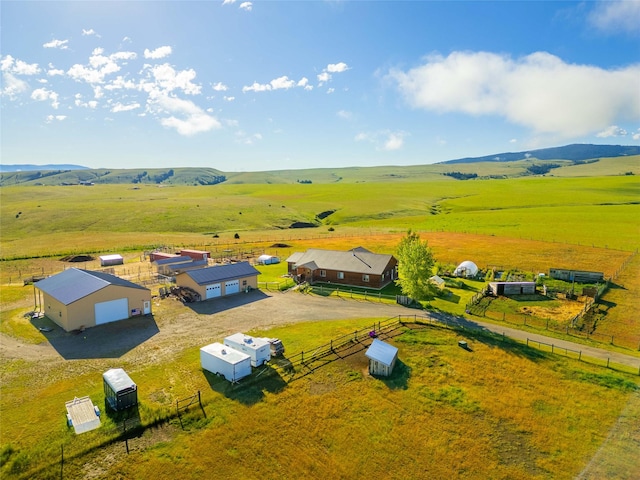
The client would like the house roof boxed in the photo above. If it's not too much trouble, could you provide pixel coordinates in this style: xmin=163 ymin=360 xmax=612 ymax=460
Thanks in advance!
xmin=180 ymin=261 xmax=260 ymax=285
xmin=35 ymin=268 xmax=147 ymax=305
xmin=365 ymin=339 xmax=399 ymax=367
xmin=285 ymin=248 xmax=395 ymax=276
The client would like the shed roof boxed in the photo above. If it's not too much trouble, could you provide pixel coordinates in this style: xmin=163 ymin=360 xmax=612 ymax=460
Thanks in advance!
xmin=201 ymin=342 xmax=251 ymax=365
xmin=103 ymin=368 xmax=137 ymax=392
xmin=285 ymin=248 xmax=395 ymax=275
xmin=365 ymin=339 xmax=399 ymax=367
xmin=180 ymin=262 xmax=260 ymax=285
xmin=35 ymin=268 xmax=147 ymax=305
xmin=99 ymin=254 xmax=123 ymax=261
xmin=154 ymin=255 xmax=193 ymax=266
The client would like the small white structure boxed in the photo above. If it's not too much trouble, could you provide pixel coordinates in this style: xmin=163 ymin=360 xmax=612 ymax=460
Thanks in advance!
xmin=224 ymin=333 xmax=271 ymax=367
xmin=257 ymin=254 xmax=280 ymax=265
xmin=429 ymin=275 xmax=446 ymax=289
xmin=365 ymin=339 xmax=399 ymax=377
xmin=200 ymin=342 xmax=252 ymax=383
xmin=99 ymin=254 xmax=124 ymax=267
xmin=454 ymin=260 xmax=479 ymax=278
xmin=103 ymin=368 xmax=138 ymax=411
xmin=65 ymin=396 xmax=101 ymax=434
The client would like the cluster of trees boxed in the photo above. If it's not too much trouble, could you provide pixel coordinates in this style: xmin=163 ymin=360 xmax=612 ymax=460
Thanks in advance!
xmin=443 ymin=171 xmax=478 ymax=180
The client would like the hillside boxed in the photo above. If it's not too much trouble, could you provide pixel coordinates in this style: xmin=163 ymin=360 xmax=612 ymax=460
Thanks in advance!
xmin=1 ymin=144 xmax=638 ymax=186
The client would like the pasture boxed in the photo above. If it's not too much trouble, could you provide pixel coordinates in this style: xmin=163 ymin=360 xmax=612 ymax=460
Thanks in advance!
xmin=1 ymin=171 xmax=639 ymax=479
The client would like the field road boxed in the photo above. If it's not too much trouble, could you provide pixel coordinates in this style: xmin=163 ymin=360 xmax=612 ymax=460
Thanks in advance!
xmin=2 ymin=289 xmax=640 ymax=373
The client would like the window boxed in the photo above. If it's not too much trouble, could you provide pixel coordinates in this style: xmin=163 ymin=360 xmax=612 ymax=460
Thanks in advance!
xmin=242 ymin=280 xmax=247 ymax=286
xmin=363 ymin=274 xmax=370 ymax=282
xmin=337 ymin=272 xmax=344 ymax=280
xmin=320 ymin=270 xmax=326 ymax=277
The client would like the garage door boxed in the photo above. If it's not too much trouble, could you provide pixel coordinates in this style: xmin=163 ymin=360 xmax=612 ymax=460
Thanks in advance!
xmin=206 ymin=283 xmax=221 ymax=299
xmin=225 ymin=280 xmax=240 ymax=295
xmin=95 ymin=298 xmax=129 ymax=325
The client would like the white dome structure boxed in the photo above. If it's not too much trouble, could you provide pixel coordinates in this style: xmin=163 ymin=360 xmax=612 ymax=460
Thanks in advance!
xmin=454 ymin=260 xmax=479 ymax=278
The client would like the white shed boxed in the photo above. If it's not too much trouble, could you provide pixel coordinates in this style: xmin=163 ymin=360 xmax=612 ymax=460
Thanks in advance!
xmin=100 ymin=254 xmax=124 ymax=267
xmin=257 ymin=254 xmax=280 ymax=265
xmin=454 ymin=260 xmax=479 ymax=278
xmin=365 ymin=339 xmax=399 ymax=377
xmin=429 ymin=275 xmax=446 ymax=289
xmin=224 ymin=333 xmax=271 ymax=367
xmin=200 ymin=343 xmax=252 ymax=383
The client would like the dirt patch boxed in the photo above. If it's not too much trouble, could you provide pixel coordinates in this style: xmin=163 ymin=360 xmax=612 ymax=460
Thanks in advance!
xmin=520 ymin=299 xmax=587 ymax=322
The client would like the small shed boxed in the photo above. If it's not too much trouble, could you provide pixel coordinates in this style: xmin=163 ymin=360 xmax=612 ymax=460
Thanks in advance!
xmin=65 ymin=396 xmax=101 ymax=434
xmin=429 ymin=275 xmax=446 ymax=289
xmin=200 ymin=343 xmax=252 ymax=383
xmin=257 ymin=254 xmax=280 ymax=265
xmin=224 ymin=333 xmax=271 ymax=367
xmin=103 ymin=368 xmax=138 ymax=411
xmin=489 ymin=281 xmax=536 ymax=296
xmin=179 ymin=249 xmax=210 ymax=261
xmin=365 ymin=339 xmax=399 ymax=377
xmin=99 ymin=254 xmax=124 ymax=267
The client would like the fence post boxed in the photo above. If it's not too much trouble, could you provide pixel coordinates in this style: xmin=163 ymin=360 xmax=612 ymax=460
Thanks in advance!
xmin=526 ymin=338 xmax=529 ymax=347
xmin=607 ymin=358 xmax=610 ymax=369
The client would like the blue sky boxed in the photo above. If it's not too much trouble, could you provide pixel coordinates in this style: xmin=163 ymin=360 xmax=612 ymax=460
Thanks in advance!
xmin=1 ymin=0 xmax=639 ymax=171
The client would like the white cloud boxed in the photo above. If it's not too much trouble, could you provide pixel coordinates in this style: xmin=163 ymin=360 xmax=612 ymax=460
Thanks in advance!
xmin=337 ymin=110 xmax=352 ymax=120
xmin=327 ymin=88 xmax=335 ymax=94
xmin=82 ymin=28 xmax=98 ymax=36
xmin=1 ymin=55 xmax=40 ymax=75
xmin=239 ymin=2 xmax=253 ymax=11
xmin=243 ymin=81 xmax=271 ymax=93
xmin=43 ymin=39 xmax=69 ymax=49
xmin=144 ymin=46 xmax=172 ymax=59
xmin=222 ymin=0 xmax=236 ymax=4
xmin=270 ymin=76 xmax=296 ymax=90
xmin=327 ymin=62 xmax=349 ymax=73
xmin=149 ymin=94 xmax=221 ymax=136
xmin=588 ymin=0 xmax=640 ymax=35
xmin=142 ymin=63 xmax=201 ymax=95
xmin=31 ymin=87 xmax=60 ymax=108
xmin=74 ymin=94 xmax=98 ymax=109
xmin=389 ymin=51 xmax=640 ymax=139
xmin=355 ymin=130 xmax=406 ymax=151
xmin=111 ymin=102 xmax=141 ymax=113
xmin=1 ymin=72 xmax=29 ymax=97
xmin=68 ymin=49 xmax=136 ymax=84
xmin=596 ymin=125 xmax=628 ymax=138
xmin=224 ymin=96 xmax=235 ymax=102
xmin=633 ymin=129 xmax=640 ymax=141
xmin=297 ymin=77 xmax=313 ymax=90
xmin=212 ymin=82 xmax=228 ymax=91
xmin=45 ymin=114 xmax=67 ymax=123
xmin=47 ymin=68 xmax=65 ymax=76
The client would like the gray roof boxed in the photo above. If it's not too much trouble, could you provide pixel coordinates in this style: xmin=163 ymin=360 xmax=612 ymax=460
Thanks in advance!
xmin=285 ymin=248 xmax=395 ymax=275
xmin=35 ymin=268 xmax=147 ymax=305
xmin=365 ymin=339 xmax=399 ymax=367
xmin=154 ymin=255 xmax=192 ymax=266
xmin=103 ymin=368 xmax=136 ymax=392
xmin=181 ymin=262 xmax=260 ymax=285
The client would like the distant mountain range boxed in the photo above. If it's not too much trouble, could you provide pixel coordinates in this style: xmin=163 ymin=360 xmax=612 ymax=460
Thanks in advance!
xmin=1 ymin=144 xmax=638 ymax=186
xmin=441 ymin=144 xmax=640 ymax=164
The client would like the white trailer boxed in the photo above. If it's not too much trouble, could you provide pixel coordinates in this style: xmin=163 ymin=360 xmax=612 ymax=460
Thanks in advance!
xmin=224 ymin=333 xmax=271 ymax=367
xmin=200 ymin=343 xmax=252 ymax=383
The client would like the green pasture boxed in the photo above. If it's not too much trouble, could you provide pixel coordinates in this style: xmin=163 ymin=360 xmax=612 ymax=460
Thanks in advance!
xmin=1 ymin=175 xmax=638 ymax=260
xmin=1 ymin=318 xmax=638 ymax=479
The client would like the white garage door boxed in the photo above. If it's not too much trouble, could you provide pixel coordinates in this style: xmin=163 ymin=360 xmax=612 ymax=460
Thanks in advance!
xmin=95 ymin=298 xmax=129 ymax=325
xmin=206 ymin=283 xmax=221 ymax=299
xmin=225 ymin=280 xmax=240 ymax=295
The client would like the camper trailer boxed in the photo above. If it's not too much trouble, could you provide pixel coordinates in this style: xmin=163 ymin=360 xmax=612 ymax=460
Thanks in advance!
xmin=224 ymin=333 xmax=271 ymax=367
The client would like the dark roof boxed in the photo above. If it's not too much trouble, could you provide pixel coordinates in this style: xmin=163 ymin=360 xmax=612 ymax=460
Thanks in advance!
xmin=35 ymin=268 xmax=148 ymax=305
xmin=285 ymin=248 xmax=395 ymax=275
xmin=154 ymin=255 xmax=193 ymax=266
xmin=181 ymin=262 xmax=260 ymax=285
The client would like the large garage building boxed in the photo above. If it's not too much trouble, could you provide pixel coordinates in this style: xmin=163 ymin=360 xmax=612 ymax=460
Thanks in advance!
xmin=35 ymin=268 xmax=151 ymax=332
xmin=176 ymin=262 xmax=260 ymax=300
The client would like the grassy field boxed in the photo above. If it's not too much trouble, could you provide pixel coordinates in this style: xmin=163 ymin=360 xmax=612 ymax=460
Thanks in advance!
xmin=2 ymin=318 xmax=638 ymax=479
xmin=1 ymin=170 xmax=639 ymax=479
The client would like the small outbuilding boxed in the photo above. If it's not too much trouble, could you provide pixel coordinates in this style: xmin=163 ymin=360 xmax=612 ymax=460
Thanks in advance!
xmin=176 ymin=262 xmax=260 ymax=300
xmin=200 ymin=342 xmax=252 ymax=383
xmin=224 ymin=333 xmax=271 ymax=367
xmin=103 ymin=368 xmax=138 ymax=411
xmin=489 ymin=281 xmax=536 ymax=296
xmin=429 ymin=275 xmax=446 ymax=290
xmin=99 ymin=254 xmax=124 ymax=267
xmin=454 ymin=260 xmax=479 ymax=278
xmin=179 ymin=249 xmax=210 ymax=261
xmin=257 ymin=254 xmax=280 ymax=265
xmin=365 ymin=339 xmax=399 ymax=377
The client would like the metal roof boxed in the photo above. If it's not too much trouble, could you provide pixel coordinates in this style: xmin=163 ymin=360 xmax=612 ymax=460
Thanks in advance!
xmin=181 ymin=261 xmax=260 ymax=285
xmin=286 ymin=248 xmax=395 ymax=275
xmin=103 ymin=368 xmax=137 ymax=392
xmin=154 ymin=255 xmax=193 ymax=266
xmin=224 ymin=333 xmax=270 ymax=351
xmin=201 ymin=342 xmax=251 ymax=364
xmin=35 ymin=268 xmax=147 ymax=305
xmin=365 ymin=339 xmax=398 ymax=367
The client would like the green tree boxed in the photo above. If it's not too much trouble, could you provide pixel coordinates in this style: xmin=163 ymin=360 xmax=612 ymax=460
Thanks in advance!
xmin=395 ymin=230 xmax=436 ymax=301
